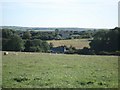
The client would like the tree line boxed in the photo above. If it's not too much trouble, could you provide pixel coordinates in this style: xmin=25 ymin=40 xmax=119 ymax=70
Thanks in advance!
xmin=1 ymin=27 xmax=120 ymax=55
xmin=2 ymin=29 xmax=50 ymax=52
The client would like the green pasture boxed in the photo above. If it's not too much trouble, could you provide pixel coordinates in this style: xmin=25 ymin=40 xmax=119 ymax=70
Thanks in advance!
xmin=2 ymin=52 xmax=118 ymax=88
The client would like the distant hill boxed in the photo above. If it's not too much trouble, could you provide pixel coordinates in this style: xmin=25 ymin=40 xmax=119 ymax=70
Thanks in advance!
xmin=0 ymin=26 xmax=109 ymax=31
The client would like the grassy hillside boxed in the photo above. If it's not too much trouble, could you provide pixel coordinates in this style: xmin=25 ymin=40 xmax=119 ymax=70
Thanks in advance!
xmin=47 ymin=39 xmax=90 ymax=49
xmin=2 ymin=52 xmax=118 ymax=88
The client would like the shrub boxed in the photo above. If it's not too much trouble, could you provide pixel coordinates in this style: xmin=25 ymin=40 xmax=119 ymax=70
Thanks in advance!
xmin=77 ymin=47 xmax=95 ymax=55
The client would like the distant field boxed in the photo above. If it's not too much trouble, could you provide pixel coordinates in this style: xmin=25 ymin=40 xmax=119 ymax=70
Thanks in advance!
xmin=47 ymin=39 xmax=90 ymax=49
xmin=2 ymin=52 xmax=118 ymax=88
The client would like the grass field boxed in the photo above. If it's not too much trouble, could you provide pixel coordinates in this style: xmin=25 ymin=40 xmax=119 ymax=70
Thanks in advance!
xmin=47 ymin=39 xmax=90 ymax=49
xmin=2 ymin=52 xmax=118 ymax=88
xmin=0 ymin=52 xmax=2 ymax=88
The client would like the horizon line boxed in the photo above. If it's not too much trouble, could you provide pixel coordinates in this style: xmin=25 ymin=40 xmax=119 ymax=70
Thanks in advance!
xmin=1 ymin=25 xmax=116 ymax=29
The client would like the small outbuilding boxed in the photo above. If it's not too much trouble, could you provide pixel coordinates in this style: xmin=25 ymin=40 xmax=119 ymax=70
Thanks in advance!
xmin=51 ymin=46 xmax=66 ymax=53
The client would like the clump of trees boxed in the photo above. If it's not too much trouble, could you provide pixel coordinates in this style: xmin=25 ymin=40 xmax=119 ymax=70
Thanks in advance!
xmin=24 ymin=39 xmax=49 ymax=52
xmin=2 ymin=29 xmax=24 ymax=51
xmin=2 ymin=29 xmax=50 ymax=52
xmin=30 ymin=31 xmax=55 ymax=40
xmin=89 ymin=27 xmax=120 ymax=55
xmin=77 ymin=27 xmax=120 ymax=55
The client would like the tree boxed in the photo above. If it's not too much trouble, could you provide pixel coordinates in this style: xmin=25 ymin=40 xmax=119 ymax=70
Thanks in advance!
xmin=22 ymin=31 xmax=31 ymax=39
xmin=2 ymin=29 xmax=24 ymax=51
xmin=42 ymin=41 xmax=50 ymax=52
xmin=6 ymin=35 xmax=24 ymax=51
xmin=2 ymin=29 xmax=14 ymax=38
xmin=55 ymin=29 xmax=59 ymax=36
xmin=24 ymin=39 xmax=50 ymax=52
xmin=89 ymin=28 xmax=120 ymax=52
xmin=49 ymin=43 xmax=54 ymax=49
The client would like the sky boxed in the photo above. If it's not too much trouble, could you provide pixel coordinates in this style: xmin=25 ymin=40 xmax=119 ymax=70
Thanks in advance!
xmin=0 ymin=0 xmax=119 ymax=28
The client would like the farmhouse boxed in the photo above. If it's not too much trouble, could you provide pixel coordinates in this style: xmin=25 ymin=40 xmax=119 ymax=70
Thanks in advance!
xmin=51 ymin=46 xmax=66 ymax=53
xmin=58 ymin=30 xmax=73 ymax=39
xmin=55 ymin=29 xmax=81 ymax=39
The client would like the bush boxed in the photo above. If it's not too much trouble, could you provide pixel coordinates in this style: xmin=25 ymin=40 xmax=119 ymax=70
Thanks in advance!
xmin=77 ymin=47 xmax=95 ymax=55
xmin=65 ymin=45 xmax=77 ymax=54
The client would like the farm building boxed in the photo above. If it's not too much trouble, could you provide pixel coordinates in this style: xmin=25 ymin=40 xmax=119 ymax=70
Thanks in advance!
xmin=50 ymin=46 xmax=66 ymax=53
xmin=55 ymin=29 xmax=81 ymax=39
xmin=58 ymin=30 xmax=72 ymax=39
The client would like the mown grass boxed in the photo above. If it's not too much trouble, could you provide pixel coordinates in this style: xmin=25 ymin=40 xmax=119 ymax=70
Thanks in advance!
xmin=2 ymin=52 xmax=118 ymax=88
xmin=47 ymin=39 xmax=90 ymax=49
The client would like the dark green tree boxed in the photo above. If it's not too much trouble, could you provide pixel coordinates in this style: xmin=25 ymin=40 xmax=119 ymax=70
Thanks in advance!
xmin=2 ymin=29 xmax=14 ymax=38
xmin=49 ymin=42 xmax=54 ymax=49
xmin=89 ymin=28 xmax=120 ymax=52
xmin=6 ymin=35 xmax=24 ymax=51
xmin=24 ymin=39 xmax=50 ymax=52
xmin=22 ymin=31 xmax=31 ymax=39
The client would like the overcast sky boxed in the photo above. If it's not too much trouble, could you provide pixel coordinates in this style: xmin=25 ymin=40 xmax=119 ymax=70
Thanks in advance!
xmin=0 ymin=0 xmax=119 ymax=28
